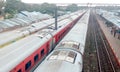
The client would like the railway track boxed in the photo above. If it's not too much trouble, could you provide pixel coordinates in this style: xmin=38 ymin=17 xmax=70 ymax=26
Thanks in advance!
xmin=92 ymin=10 xmax=118 ymax=72
xmin=84 ymin=10 xmax=119 ymax=72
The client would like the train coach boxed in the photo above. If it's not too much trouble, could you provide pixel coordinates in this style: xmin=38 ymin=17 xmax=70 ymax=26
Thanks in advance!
xmin=0 ymin=11 xmax=85 ymax=72
xmin=34 ymin=10 xmax=90 ymax=72
xmin=0 ymin=10 xmax=84 ymax=48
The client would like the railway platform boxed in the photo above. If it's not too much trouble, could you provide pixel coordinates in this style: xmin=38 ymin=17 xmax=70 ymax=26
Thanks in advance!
xmin=96 ymin=13 xmax=120 ymax=66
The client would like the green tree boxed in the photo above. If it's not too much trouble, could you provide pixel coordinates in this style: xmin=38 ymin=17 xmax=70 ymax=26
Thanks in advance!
xmin=0 ymin=0 xmax=5 ymax=15
xmin=66 ymin=4 xmax=78 ymax=12
xmin=39 ymin=3 xmax=56 ymax=15
xmin=5 ymin=0 xmax=23 ymax=18
xmin=5 ymin=0 xmax=22 ymax=13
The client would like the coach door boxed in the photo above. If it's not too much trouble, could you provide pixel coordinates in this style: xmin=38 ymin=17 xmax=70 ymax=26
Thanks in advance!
xmin=49 ymin=38 xmax=55 ymax=52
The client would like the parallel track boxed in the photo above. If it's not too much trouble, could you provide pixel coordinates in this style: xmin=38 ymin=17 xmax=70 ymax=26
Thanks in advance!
xmin=84 ymin=11 xmax=119 ymax=72
xmin=89 ymin=10 xmax=117 ymax=72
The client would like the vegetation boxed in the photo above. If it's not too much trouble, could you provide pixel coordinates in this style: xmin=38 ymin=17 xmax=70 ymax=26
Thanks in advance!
xmin=66 ymin=4 xmax=78 ymax=12
xmin=0 ymin=0 xmax=5 ymax=15
xmin=1 ymin=0 xmax=80 ymax=19
xmin=2 ymin=0 xmax=120 ymax=19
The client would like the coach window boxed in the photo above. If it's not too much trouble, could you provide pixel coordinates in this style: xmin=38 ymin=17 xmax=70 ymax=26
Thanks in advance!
xmin=58 ymin=35 xmax=60 ymax=39
xmin=34 ymin=54 xmax=39 ymax=62
xmin=41 ymin=49 xmax=44 ymax=56
xmin=17 ymin=69 xmax=22 ymax=72
xmin=25 ymin=61 xmax=31 ymax=71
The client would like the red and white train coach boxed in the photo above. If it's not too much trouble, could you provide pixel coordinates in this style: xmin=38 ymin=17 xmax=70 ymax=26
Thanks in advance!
xmin=0 ymin=10 xmax=81 ymax=48
xmin=34 ymin=10 xmax=90 ymax=72
xmin=0 ymin=10 xmax=85 ymax=72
